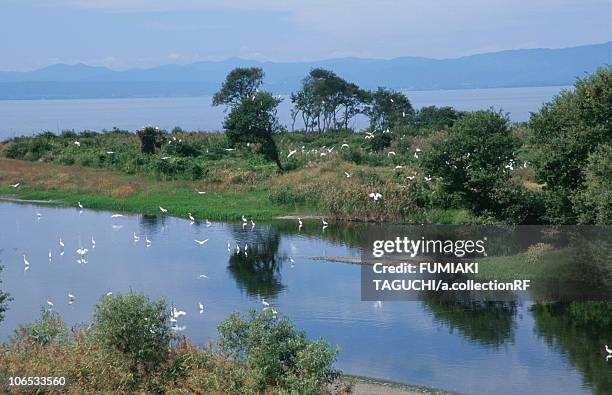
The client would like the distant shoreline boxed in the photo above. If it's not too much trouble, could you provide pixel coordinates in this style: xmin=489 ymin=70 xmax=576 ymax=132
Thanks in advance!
xmin=0 ymin=84 xmax=571 ymax=102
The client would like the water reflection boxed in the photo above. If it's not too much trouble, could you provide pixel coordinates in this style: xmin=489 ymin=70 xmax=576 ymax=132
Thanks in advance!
xmin=423 ymin=298 xmax=517 ymax=348
xmin=531 ymin=302 xmax=612 ymax=394
xmin=227 ymin=228 xmax=286 ymax=299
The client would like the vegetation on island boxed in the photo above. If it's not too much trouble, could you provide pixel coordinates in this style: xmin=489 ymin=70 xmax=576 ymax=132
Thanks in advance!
xmin=1 ymin=66 xmax=609 ymax=225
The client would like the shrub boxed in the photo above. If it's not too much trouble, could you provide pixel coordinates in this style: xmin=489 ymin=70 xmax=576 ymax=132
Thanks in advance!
xmin=0 ymin=266 xmax=11 ymax=324
xmin=136 ymin=127 xmax=165 ymax=154
xmin=218 ymin=309 xmax=340 ymax=393
xmin=572 ymin=144 xmax=612 ymax=224
xmin=92 ymin=292 xmax=172 ymax=377
xmin=12 ymin=307 xmax=68 ymax=349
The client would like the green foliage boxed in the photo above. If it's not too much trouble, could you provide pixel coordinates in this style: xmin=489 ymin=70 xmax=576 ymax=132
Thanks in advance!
xmin=12 ymin=307 xmax=68 ymax=348
xmin=365 ymin=87 xmax=414 ymax=131
xmin=92 ymin=292 xmax=172 ymax=376
xmin=213 ymin=67 xmax=264 ymax=108
xmin=529 ymin=66 xmax=612 ymax=223
xmin=364 ymin=131 xmax=392 ymax=152
xmin=291 ymin=68 xmax=368 ymax=132
xmin=0 ymin=266 xmax=10 ymax=324
xmin=572 ymin=144 xmax=612 ymax=224
xmin=217 ymin=309 xmax=340 ymax=392
xmin=421 ymin=109 xmax=520 ymax=214
xmin=414 ymin=106 xmax=465 ymax=131
xmin=223 ymin=91 xmax=284 ymax=171
xmin=136 ymin=126 xmax=165 ymax=154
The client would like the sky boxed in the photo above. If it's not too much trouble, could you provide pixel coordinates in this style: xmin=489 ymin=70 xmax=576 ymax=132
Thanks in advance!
xmin=0 ymin=0 xmax=610 ymax=71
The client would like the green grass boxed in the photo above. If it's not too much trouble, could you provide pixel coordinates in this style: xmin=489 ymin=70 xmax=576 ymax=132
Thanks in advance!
xmin=473 ymin=249 xmax=574 ymax=281
xmin=0 ymin=184 xmax=300 ymax=222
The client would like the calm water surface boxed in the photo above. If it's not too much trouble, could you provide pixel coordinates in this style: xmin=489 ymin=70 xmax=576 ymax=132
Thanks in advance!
xmin=0 ymin=86 xmax=569 ymax=140
xmin=0 ymin=202 xmax=608 ymax=394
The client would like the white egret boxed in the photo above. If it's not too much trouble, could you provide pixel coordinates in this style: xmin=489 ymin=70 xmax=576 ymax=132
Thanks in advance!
xmin=48 ymin=250 xmax=52 ymax=262
xmin=133 ymin=232 xmax=140 ymax=242
xmin=91 ymin=236 xmax=96 ymax=249
xmin=205 ymin=219 xmax=211 ymax=227
xmin=298 ymin=218 xmax=303 ymax=228
xmin=74 ymin=141 xmax=80 ymax=147
xmin=344 ymin=172 xmax=351 ymax=178
xmin=10 ymin=182 xmax=20 ymax=188
xmin=261 ymin=299 xmax=270 ymax=307
xmin=188 ymin=213 xmax=195 ymax=222
xmin=195 ymin=189 xmax=206 ymax=195
xmin=110 ymin=214 xmax=124 ymax=218
xmin=369 ymin=192 xmax=383 ymax=201
xmin=146 ymin=236 xmax=152 ymax=247
xmin=241 ymin=215 xmax=247 ymax=223
xmin=23 ymin=255 xmax=30 ymax=267
xmin=78 ymin=201 xmax=83 ymax=209
xmin=47 ymin=300 xmax=54 ymax=308
xmin=194 ymin=239 xmax=209 ymax=246
xmin=322 ymin=218 xmax=328 ymax=226
xmin=287 ymin=149 xmax=297 ymax=158
xmin=388 ymin=151 xmax=396 ymax=156
xmin=59 ymin=238 xmax=65 ymax=248
xmin=106 ymin=291 xmax=113 ymax=296
xmin=161 ymin=156 xmax=171 ymax=160
xmin=159 ymin=206 xmax=168 ymax=213
xmin=106 ymin=151 xmax=115 ymax=154
xmin=606 ymin=345 xmax=612 ymax=354
xmin=198 ymin=274 xmax=209 ymax=279
xmin=341 ymin=143 xmax=349 ymax=149
xmin=198 ymin=302 xmax=204 ymax=314
xmin=172 ymin=307 xmax=187 ymax=318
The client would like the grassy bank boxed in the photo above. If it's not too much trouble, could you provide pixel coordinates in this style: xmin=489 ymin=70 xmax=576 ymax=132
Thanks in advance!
xmin=0 ymin=154 xmax=472 ymax=223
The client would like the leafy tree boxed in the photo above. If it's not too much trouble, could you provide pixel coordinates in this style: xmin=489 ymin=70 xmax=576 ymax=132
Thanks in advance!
xmin=136 ymin=127 xmax=164 ymax=154
xmin=218 ymin=309 xmax=340 ymax=393
xmin=291 ymin=68 xmax=367 ymax=132
xmin=365 ymin=87 xmax=414 ymax=131
xmin=212 ymin=67 xmax=264 ymax=108
xmin=223 ymin=91 xmax=284 ymax=171
xmin=92 ymin=292 xmax=172 ymax=377
xmin=529 ymin=66 xmax=611 ymax=223
xmin=421 ymin=109 xmax=520 ymax=213
xmin=572 ymin=144 xmax=612 ymax=224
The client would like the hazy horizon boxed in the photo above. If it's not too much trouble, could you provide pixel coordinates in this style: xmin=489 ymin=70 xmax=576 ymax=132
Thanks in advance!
xmin=2 ymin=0 xmax=611 ymax=71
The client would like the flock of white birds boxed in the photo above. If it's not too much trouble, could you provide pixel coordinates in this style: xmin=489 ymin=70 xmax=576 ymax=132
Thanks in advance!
xmin=9 ymin=189 xmax=305 ymax=332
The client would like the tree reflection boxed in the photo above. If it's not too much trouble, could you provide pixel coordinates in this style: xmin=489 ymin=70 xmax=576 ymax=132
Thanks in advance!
xmin=422 ymin=297 xmax=517 ymax=348
xmin=531 ymin=301 xmax=612 ymax=394
xmin=227 ymin=227 xmax=286 ymax=299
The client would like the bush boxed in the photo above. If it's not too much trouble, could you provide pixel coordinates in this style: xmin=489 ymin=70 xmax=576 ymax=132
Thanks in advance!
xmin=12 ymin=307 xmax=68 ymax=349
xmin=0 ymin=266 xmax=11 ymax=324
xmin=92 ymin=292 xmax=172 ymax=377
xmin=218 ymin=309 xmax=340 ymax=393
xmin=572 ymin=144 xmax=612 ymax=224
xmin=136 ymin=127 xmax=165 ymax=154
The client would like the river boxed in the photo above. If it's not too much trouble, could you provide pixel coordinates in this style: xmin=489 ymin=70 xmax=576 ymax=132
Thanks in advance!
xmin=0 ymin=201 xmax=608 ymax=394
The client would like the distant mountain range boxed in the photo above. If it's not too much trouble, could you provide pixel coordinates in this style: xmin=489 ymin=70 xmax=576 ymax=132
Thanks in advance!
xmin=0 ymin=42 xmax=609 ymax=100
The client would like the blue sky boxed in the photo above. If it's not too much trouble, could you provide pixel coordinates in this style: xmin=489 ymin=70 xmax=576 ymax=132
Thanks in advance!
xmin=1 ymin=0 xmax=610 ymax=71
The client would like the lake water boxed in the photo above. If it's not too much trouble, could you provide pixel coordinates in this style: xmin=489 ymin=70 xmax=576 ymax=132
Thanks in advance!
xmin=0 ymin=201 xmax=608 ymax=394
xmin=0 ymin=86 xmax=570 ymax=140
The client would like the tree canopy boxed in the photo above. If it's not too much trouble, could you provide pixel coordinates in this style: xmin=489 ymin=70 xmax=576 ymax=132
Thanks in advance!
xmin=213 ymin=67 xmax=265 ymax=108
